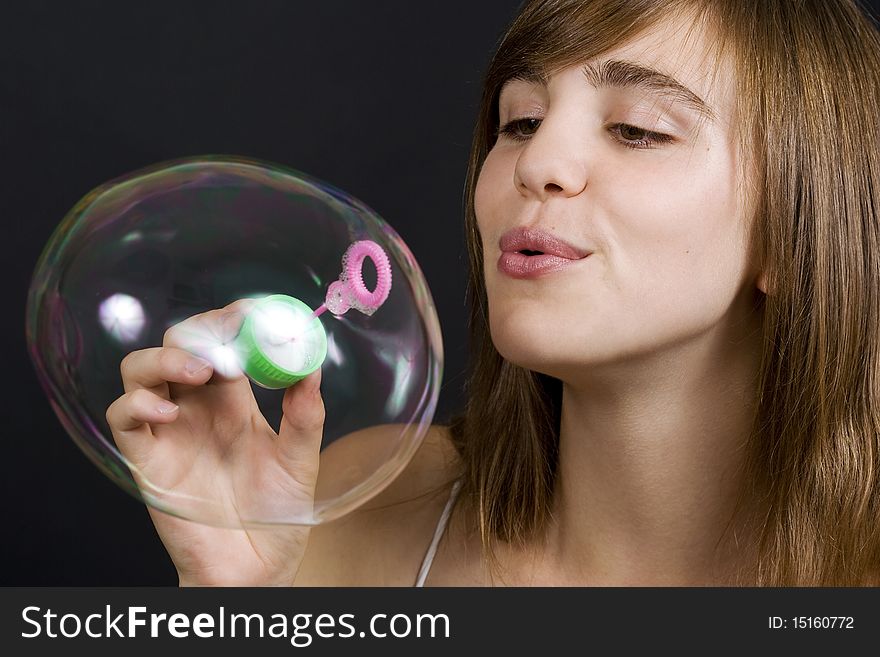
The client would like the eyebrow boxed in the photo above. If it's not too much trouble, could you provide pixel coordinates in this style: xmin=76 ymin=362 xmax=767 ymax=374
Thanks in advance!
xmin=506 ymin=58 xmax=716 ymax=122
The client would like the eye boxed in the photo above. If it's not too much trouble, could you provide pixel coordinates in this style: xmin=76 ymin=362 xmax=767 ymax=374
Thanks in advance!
xmin=495 ymin=117 xmax=541 ymax=142
xmin=610 ymin=123 xmax=674 ymax=150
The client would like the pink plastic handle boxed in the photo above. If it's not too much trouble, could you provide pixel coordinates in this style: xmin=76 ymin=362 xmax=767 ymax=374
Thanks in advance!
xmin=312 ymin=240 xmax=392 ymax=318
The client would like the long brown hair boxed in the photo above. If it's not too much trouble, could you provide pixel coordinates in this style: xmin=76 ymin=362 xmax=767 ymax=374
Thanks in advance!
xmin=447 ymin=0 xmax=880 ymax=585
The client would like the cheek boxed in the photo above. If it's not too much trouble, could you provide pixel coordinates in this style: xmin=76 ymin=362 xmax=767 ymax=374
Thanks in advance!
xmin=474 ymin=151 xmax=512 ymax=288
xmin=616 ymin=175 xmax=749 ymax=332
xmin=610 ymin=143 xmax=742 ymax=276
xmin=573 ymin=153 xmax=748 ymax=361
xmin=474 ymin=149 xmax=510 ymax=234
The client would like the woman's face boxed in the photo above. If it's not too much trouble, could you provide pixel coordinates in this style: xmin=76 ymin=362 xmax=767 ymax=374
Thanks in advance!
xmin=475 ymin=16 xmax=762 ymax=381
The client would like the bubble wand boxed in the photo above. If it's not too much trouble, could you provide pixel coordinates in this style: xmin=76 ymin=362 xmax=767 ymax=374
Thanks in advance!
xmin=233 ymin=240 xmax=392 ymax=389
xmin=310 ymin=239 xmax=392 ymax=320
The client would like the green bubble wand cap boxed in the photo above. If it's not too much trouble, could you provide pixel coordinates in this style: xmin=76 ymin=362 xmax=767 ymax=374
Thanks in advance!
xmin=234 ymin=294 xmax=328 ymax=389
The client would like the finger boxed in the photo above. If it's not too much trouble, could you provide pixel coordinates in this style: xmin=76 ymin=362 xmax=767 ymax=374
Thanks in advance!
xmin=107 ymin=388 xmax=181 ymax=432
xmin=164 ymin=298 xmax=261 ymax=348
xmin=106 ymin=388 xmax=179 ymax=465
xmin=163 ymin=298 xmax=261 ymax=380
xmin=276 ymin=368 xmax=325 ymax=488
xmin=120 ymin=346 xmax=215 ymax=396
xmin=162 ymin=299 xmax=263 ymax=416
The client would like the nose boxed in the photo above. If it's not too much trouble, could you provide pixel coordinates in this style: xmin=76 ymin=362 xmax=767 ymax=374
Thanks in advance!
xmin=513 ymin=117 xmax=588 ymax=201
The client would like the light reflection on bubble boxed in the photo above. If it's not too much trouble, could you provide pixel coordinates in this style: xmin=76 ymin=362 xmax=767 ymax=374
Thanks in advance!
xmin=98 ymin=293 xmax=146 ymax=343
xmin=325 ymin=332 xmax=345 ymax=368
xmin=208 ymin=343 xmax=244 ymax=379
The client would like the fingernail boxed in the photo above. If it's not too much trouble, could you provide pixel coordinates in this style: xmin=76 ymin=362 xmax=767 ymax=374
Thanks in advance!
xmin=185 ymin=357 xmax=212 ymax=374
xmin=157 ymin=400 xmax=179 ymax=414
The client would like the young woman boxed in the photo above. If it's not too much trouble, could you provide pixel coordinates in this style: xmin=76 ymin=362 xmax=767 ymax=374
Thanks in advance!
xmin=106 ymin=0 xmax=880 ymax=586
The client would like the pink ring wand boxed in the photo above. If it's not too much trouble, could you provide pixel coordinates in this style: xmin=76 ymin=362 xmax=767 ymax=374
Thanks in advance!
xmin=311 ymin=239 xmax=393 ymax=319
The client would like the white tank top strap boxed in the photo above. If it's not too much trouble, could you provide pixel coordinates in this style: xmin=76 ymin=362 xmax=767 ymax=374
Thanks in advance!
xmin=414 ymin=478 xmax=463 ymax=587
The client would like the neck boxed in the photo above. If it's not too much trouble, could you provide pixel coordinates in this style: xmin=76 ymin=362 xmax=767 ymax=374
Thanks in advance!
xmin=539 ymin=290 xmax=766 ymax=586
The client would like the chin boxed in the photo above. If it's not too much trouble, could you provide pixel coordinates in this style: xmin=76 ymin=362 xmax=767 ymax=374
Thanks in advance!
xmin=488 ymin=314 xmax=630 ymax=383
xmin=489 ymin=314 xmax=568 ymax=374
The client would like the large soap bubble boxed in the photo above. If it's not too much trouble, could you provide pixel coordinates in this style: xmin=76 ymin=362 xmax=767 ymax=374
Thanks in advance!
xmin=26 ymin=156 xmax=443 ymax=527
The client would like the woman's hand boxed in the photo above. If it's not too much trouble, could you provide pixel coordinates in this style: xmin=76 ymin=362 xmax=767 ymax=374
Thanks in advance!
xmin=105 ymin=299 xmax=325 ymax=586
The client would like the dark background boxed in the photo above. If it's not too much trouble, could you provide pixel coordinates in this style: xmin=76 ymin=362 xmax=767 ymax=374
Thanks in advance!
xmin=1 ymin=0 xmax=522 ymax=585
xmin=4 ymin=0 xmax=880 ymax=586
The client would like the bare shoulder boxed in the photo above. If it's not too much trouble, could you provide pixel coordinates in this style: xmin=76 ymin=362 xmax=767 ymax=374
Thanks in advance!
xmin=293 ymin=423 xmax=462 ymax=586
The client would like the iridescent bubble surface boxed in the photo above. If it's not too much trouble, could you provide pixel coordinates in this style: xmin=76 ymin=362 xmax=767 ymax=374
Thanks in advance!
xmin=26 ymin=156 xmax=443 ymax=527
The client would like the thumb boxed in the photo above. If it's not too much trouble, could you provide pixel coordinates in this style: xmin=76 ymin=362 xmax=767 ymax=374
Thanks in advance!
xmin=276 ymin=368 xmax=325 ymax=488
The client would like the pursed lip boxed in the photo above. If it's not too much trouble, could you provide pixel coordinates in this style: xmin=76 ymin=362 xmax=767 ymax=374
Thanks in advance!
xmin=498 ymin=226 xmax=592 ymax=259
